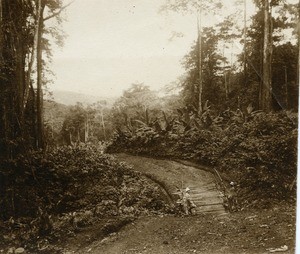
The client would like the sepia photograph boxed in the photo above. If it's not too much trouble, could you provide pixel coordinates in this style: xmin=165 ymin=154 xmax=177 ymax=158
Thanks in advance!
xmin=0 ymin=0 xmax=298 ymax=253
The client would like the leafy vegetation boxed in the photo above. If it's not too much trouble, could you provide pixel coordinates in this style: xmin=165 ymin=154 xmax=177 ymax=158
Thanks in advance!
xmin=105 ymin=0 xmax=298 ymax=210
xmin=0 ymin=0 xmax=298 ymax=252
xmin=107 ymin=108 xmax=297 ymax=208
xmin=0 ymin=145 xmax=171 ymax=251
xmin=44 ymin=100 xmax=114 ymax=146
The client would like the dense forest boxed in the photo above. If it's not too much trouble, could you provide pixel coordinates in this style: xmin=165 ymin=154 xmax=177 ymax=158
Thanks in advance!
xmin=0 ymin=0 xmax=298 ymax=253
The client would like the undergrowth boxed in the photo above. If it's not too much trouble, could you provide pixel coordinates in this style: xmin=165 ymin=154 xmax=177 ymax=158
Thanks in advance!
xmin=107 ymin=111 xmax=297 ymax=209
xmin=0 ymin=145 xmax=171 ymax=252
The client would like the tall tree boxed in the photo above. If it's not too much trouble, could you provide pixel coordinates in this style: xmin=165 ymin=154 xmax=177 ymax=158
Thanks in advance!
xmin=181 ymin=27 xmax=225 ymax=111
xmin=235 ymin=0 xmax=298 ymax=111
xmin=0 ymin=0 xmax=69 ymax=157
xmin=261 ymin=0 xmax=272 ymax=112
xmin=111 ymin=83 xmax=161 ymax=132
xmin=197 ymin=6 xmax=203 ymax=114
xmin=34 ymin=0 xmax=72 ymax=148
xmin=161 ymin=0 xmax=222 ymax=114
xmin=0 ymin=0 xmax=36 ymax=157
xmin=36 ymin=0 xmax=45 ymax=148
xmin=243 ymin=0 xmax=247 ymax=86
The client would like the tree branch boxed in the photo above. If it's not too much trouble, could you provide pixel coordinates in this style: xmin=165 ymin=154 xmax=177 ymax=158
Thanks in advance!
xmin=43 ymin=0 xmax=75 ymax=21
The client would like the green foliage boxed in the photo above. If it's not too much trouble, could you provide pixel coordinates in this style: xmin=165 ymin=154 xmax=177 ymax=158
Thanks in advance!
xmin=180 ymin=26 xmax=226 ymax=111
xmin=0 ymin=0 xmax=67 ymax=158
xmin=110 ymin=83 xmax=162 ymax=133
xmin=272 ymin=42 xmax=299 ymax=110
xmin=44 ymin=100 xmax=69 ymax=145
xmin=55 ymin=101 xmax=113 ymax=145
xmin=60 ymin=103 xmax=90 ymax=144
xmin=235 ymin=4 xmax=299 ymax=111
xmin=171 ymin=1 xmax=299 ymax=113
xmin=0 ymin=145 xmax=172 ymax=250
xmin=108 ymin=109 xmax=297 ymax=208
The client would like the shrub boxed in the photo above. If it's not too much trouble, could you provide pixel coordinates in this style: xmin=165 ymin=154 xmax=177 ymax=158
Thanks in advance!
xmin=107 ymin=111 xmax=297 ymax=207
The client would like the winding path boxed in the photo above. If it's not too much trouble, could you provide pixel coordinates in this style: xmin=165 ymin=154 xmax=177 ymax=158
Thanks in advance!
xmin=63 ymin=154 xmax=295 ymax=254
xmin=114 ymin=154 xmax=226 ymax=216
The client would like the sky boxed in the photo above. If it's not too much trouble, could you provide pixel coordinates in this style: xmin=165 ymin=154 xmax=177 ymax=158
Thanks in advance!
xmin=49 ymin=0 xmax=256 ymax=97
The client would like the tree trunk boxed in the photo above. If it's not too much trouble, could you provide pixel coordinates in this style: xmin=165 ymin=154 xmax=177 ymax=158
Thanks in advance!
xmin=36 ymin=0 xmax=45 ymax=149
xmin=1 ymin=0 xmax=24 ymax=157
xmin=84 ymin=115 xmax=89 ymax=143
xmin=197 ymin=2 xmax=203 ymax=115
xmin=24 ymin=9 xmax=40 ymax=110
xmin=101 ymin=109 xmax=107 ymax=140
xmin=0 ymin=0 xmax=6 ymax=157
xmin=224 ymin=72 xmax=228 ymax=100
xmin=261 ymin=0 xmax=272 ymax=112
xmin=284 ymin=66 xmax=289 ymax=109
xmin=16 ymin=36 xmax=26 ymax=125
xmin=0 ymin=0 xmax=2 ymax=61
xmin=297 ymin=2 xmax=300 ymax=97
xmin=77 ymin=129 xmax=80 ymax=143
xmin=243 ymin=0 xmax=247 ymax=86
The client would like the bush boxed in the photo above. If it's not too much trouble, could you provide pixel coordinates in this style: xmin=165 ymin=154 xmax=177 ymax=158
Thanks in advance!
xmin=107 ymin=111 xmax=297 ymax=208
xmin=0 ymin=144 xmax=171 ymax=251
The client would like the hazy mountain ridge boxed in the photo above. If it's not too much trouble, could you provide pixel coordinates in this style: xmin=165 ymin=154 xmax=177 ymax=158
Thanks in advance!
xmin=48 ymin=90 xmax=117 ymax=106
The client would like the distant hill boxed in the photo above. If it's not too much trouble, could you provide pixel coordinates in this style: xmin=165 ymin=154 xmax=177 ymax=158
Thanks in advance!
xmin=48 ymin=90 xmax=116 ymax=107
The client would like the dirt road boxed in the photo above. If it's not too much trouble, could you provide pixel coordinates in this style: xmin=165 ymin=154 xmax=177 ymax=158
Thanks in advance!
xmin=63 ymin=154 xmax=295 ymax=254
xmin=114 ymin=154 xmax=226 ymax=215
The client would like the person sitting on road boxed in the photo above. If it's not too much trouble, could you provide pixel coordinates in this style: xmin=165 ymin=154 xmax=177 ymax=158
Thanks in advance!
xmin=182 ymin=187 xmax=196 ymax=215
xmin=227 ymin=181 xmax=237 ymax=212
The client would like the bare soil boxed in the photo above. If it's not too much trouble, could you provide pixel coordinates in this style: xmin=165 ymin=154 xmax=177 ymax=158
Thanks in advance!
xmin=62 ymin=154 xmax=296 ymax=254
